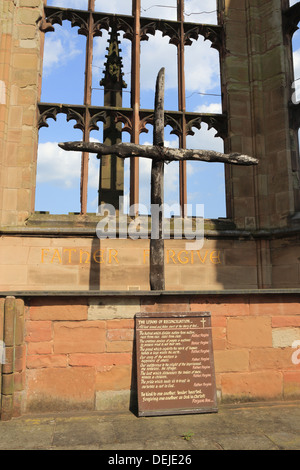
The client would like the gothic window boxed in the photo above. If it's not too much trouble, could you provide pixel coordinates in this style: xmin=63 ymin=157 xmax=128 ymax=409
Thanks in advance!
xmin=36 ymin=0 xmax=226 ymax=219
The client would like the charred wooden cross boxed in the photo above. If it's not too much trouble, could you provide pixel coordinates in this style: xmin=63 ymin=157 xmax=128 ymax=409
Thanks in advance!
xmin=59 ymin=68 xmax=258 ymax=291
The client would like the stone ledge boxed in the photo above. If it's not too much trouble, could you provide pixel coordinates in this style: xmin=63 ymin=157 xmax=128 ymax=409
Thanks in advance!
xmin=1 ymin=289 xmax=300 ymax=297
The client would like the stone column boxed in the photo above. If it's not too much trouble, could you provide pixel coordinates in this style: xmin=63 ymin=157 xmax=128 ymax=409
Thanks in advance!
xmin=0 ymin=0 xmax=44 ymax=227
xmin=219 ymin=0 xmax=298 ymax=230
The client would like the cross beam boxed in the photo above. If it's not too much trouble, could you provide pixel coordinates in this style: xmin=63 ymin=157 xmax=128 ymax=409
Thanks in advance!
xmin=59 ymin=68 xmax=258 ymax=290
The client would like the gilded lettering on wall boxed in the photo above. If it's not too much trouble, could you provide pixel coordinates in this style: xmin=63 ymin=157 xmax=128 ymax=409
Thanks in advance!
xmin=144 ymin=249 xmax=221 ymax=265
xmin=41 ymin=248 xmax=222 ymax=266
xmin=41 ymin=248 xmax=120 ymax=265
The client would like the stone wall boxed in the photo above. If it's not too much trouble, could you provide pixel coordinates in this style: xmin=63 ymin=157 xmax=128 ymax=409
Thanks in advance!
xmin=1 ymin=233 xmax=300 ymax=291
xmin=0 ymin=0 xmax=44 ymax=227
xmin=1 ymin=292 xmax=299 ymax=418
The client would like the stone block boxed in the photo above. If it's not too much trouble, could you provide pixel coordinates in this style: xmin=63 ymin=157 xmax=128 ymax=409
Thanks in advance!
xmin=141 ymin=296 xmax=190 ymax=313
xmin=19 ymin=0 xmax=42 ymax=6
xmin=0 ymin=394 xmax=13 ymax=421
xmin=2 ymin=373 xmax=14 ymax=395
xmin=27 ymin=341 xmax=52 ymax=355
xmin=272 ymin=328 xmax=300 ymax=348
xmin=13 ymin=370 xmax=25 ymax=392
xmin=190 ymin=295 xmax=250 ymax=316
xmin=95 ymin=365 xmax=132 ymax=391
xmin=250 ymin=348 xmax=294 ymax=370
xmin=13 ymin=52 xmax=38 ymax=70
xmin=221 ymin=370 xmax=283 ymax=400
xmin=227 ymin=316 xmax=272 ymax=348
xmin=2 ymin=188 xmax=17 ymax=211
xmin=0 ymin=298 xmax=4 ymax=341
xmin=106 ymin=341 xmax=133 ymax=353
xmin=283 ymin=371 xmax=300 ymax=399
xmin=3 ymin=297 xmax=16 ymax=347
xmin=17 ymin=8 xmax=41 ymax=25
xmin=0 ymin=245 xmax=29 ymax=265
xmin=95 ymin=390 xmax=132 ymax=412
xmin=27 ymin=265 xmax=78 ymax=288
xmin=106 ymin=328 xmax=134 ymax=341
xmin=25 ymin=320 xmax=52 ymax=343
xmin=214 ymin=349 xmax=249 ymax=373
xmin=26 ymin=367 xmax=96 ymax=411
xmin=272 ymin=317 xmax=300 ymax=328
xmin=88 ymin=298 xmax=140 ymax=320
xmin=69 ymin=352 xmax=132 ymax=368
xmin=2 ymin=344 xmax=24 ymax=377
xmin=106 ymin=319 xmax=135 ymax=329
xmin=26 ymin=354 xmax=67 ymax=369
xmin=249 ymin=295 xmax=300 ymax=316
xmin=17 ymin=24 xmax=36 ymax=40
xmin=53 ymin=321 xmax=106 ymax=354
xmin=29 ymin=297 xmax=88 ymax=321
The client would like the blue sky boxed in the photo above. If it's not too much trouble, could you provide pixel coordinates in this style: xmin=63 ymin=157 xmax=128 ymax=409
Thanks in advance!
xmin=35 ymin=0 xmax=300 ymax=218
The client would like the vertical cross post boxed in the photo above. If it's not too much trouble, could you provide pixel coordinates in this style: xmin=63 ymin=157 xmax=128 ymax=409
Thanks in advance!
xmin=177 ymin=0 xmax=187 ymax=217
xmin=130 ymin=0 xmax=141 ymax=213
xmin=150 ymin=68 xmax=165 ymax=290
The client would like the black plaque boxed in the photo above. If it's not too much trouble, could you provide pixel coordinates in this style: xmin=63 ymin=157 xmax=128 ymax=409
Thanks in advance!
xmin=135 ymin=312 xmax=218 ymax=417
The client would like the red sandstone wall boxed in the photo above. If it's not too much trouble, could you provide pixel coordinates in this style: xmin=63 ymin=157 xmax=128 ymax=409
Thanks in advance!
xmin=22 ymin=294 xmax=300 ymax=413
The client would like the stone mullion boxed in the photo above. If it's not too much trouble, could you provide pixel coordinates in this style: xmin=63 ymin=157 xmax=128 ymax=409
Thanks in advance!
xmin=0 ymin=297 xmax=25 ymax=421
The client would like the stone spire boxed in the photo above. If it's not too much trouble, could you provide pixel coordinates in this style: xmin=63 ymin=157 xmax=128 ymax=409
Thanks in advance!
xmin=98 ymin=24 xmax=127 ymax=209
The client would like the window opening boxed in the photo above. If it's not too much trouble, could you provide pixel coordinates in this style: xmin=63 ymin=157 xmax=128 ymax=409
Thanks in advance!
xmin=37 ymin=0 xmax=226 ymax=220
xmin=40 ymin=21 xmax=86 ymax=105
xmin=141 ymin=0 xmax=177 ymax=20
xmin=184 ymin=0 xmax=218 ymax=24
xmin=186 ymin=124 xmax=225 ymax=218
xmin=140 ymin=31 xmax=178 ymax=111
xmin=36 ymin=116 xmax=82 ymax=214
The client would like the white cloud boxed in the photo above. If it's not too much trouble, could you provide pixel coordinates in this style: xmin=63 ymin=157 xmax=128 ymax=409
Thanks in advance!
xmin=37 ymin=142 xmax=81 ymax=188
xmin=185 ymin=40 xmax=220 ymax=92
xmin=187 ymin=125 xmax=223 ymax=152
xmin=47 ymin=0 xmax=88 ymax=8
xmin=293 ymin=49 xmax=300 ymax=103
xmin=184 ymin=0 xmax=217 ymax=24
xmin=42 ymin=29 xmax=82 ymax=75
xmin=37 ymin=139 xmax=100 ymax=190
xmin=194 ymin=102 xmax=222 ymax=114
xmin=293 ymin=48 xmax=300 ymax=77
xmin=140 ymin=32 xmax=220 ymax=94
xmin=141 ymin=0 xmax=176 ymax=20
xmin=95 ymin=0 xmax=132 ymax=14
